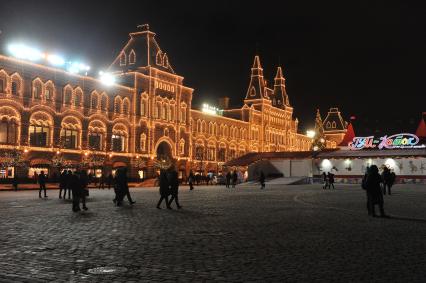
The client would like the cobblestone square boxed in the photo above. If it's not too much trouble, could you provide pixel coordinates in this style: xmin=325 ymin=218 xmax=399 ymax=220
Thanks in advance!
xmin=0 ymin=184 xmax=425 ymax=282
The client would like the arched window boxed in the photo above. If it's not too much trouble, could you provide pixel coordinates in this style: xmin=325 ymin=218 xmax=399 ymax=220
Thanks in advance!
xmin=129 ymin=50 xmax=136 ymax=65
xmin=161 ymin=103 xmax=166 ymax=120
xmin=326 ymin=121 xmax=331 ymax=128
xmin=29 ymin=112 xmax=52 ymax=147
xmin=64 ymin=86 xmax=72 ymax=105
xmin=74 ymin=88 xmax=83 ymax=107
xmin=114 ymin=96 xmax=122 ymax=114
xmin=180 ymin=104 xmax=187 ymax=123
xmin=0 ymin=119 xmax=17 ymax=144
xmin=0 ymin=78 xmax=4 ymax=93
xmin=11 ymin=82 xmax=18 ymax=96
xmin=88 ymin=120 xmax=106 ymax=151
xmin=91 ymin=92 xmax=98 ymax=109
xmin=250 ymin=86 xmax=256 ymax=97
xmin=10 ymin=73 xmax=22 ymax=96
xmin=179 ymin=139 xmax=185 ymax=155
xmin=44 ymin=81 xmax=54 ymax=101
xmin=141 ymin=93 xmax=148 ymax=116
xmin=112 ymin=124 xmax=128 ymax=152
xmin=101 ymin=94 xmax=107 ymax=111
xmin=123 ymin=98 xmax=130 ymax=115
xmin=140 ymin=133 xmax=147 ymax=151
xmin=60 ymin=116 xmax=81 ymax=149
xmin=33 ymin=79 xmax=43 ymax=99
xmin=119 ymin=52 xmax=126 ymax=66
xmin=163 ymin=54 xmax=169 ymax=67
xmin=201 ymin=121 xmax=206 ymax=133
xmin=332 ymin=121 xmax=336 ymax=128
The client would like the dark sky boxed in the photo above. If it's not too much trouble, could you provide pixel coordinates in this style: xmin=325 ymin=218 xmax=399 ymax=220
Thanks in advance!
xmin=0 ymin=0 xmax=425 ymax=135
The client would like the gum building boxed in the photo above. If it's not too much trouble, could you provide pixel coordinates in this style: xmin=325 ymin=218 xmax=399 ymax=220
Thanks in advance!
xmin=0 ymin=25 xmax=324 ymax=180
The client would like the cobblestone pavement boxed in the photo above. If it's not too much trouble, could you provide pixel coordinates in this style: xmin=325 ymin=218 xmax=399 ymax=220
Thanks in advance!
xmin=0 ymin=184 xmax=425 ymax=282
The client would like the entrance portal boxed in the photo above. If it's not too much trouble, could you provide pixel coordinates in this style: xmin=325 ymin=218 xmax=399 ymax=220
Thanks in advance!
xmin=156 ymin=141 xmax=172 ymax=162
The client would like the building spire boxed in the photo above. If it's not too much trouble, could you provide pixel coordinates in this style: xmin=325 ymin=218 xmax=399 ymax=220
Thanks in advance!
xmin=244 ymin=55 xmax=266 ymax=102
xmin=273 ymin=66 xmax=290 ymax=107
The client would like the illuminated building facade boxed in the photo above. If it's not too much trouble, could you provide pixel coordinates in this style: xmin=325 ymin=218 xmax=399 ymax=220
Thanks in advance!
xmin=0 ymin=26 xmax=312 ymax=179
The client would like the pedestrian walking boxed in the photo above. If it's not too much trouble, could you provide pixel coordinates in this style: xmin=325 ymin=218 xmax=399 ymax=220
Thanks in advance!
xmin=382 ymin=167 xmax=395 ymax=195
xmin=12 ymin=175 xmax=18 ymax=191
xmin=59 ymin=171 xmax=67 ymax=198
xmin=157 ymin=170 xmax=171 ymax=209
xmin=226 ymin=171 xmax=231 ymax=188
xmin=116 ymin=168 xmax=135 ymax=205
xmin=188 ymin=170 xmax=194 ymax=191
xmin=79 ymin=170 xmax=89 ymax=210
xmin=232 ymin=170 xmax=238 ymax=188
xmin=364 ymin=165 xmax=388 ymax=217
xmin=328 ymin=172 xmax=335 ymax=189
xmin=38 ymin=171 xmax=47 ymax=198
xmin=259 ymin=171 xmax=265 ymax=189
xmin=64 ymin=170 xmax=72 ymax=199
xmin=322 ymin=172 xmax=328 ymax=189
xmin=98 ymin=173 xmax=105 ymax=189
xmin=168 ymin=166 xmax=182 ymax=209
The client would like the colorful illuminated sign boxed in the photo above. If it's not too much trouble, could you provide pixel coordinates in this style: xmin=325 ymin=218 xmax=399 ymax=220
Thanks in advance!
xmin=348 ymin=133 xmax=425 ymax=150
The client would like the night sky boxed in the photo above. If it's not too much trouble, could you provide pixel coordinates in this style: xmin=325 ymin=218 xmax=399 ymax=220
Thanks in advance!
xmin=0 ymin=1 xmax=425 ymax=135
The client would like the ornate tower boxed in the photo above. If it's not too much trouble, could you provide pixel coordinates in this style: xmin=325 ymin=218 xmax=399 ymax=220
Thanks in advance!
xmin=244 ymin=56 xmax=268 ymax=105
xmin=272 ymin=67 xmax=290 ymax=108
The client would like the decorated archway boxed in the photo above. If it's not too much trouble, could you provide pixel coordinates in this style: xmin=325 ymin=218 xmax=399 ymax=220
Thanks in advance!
xmin=156 ymin=141 xmax=172 ymax=161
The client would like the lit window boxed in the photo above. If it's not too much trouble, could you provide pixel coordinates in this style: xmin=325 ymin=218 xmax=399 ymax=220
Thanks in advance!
xmin=61 ymin=129 xmax=78 ymax=149
xmin=0 ymin=120 xmax=17 ymax=144
xmin=29 ymin=125 xmax=49 ymax=147
xmin=112 ymin=134 xmax=124 ymax=152
xmin=88 ymin=133 xmax=102 ymax=150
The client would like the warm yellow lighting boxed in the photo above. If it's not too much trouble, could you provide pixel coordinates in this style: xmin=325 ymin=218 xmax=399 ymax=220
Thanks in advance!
xmin=24 ymin=149 xmax=28 ymax=153
xmin=56 ymin=151 xmax=60 ymax=155
xmin=306 ymin=130 xmax=315 ymax=139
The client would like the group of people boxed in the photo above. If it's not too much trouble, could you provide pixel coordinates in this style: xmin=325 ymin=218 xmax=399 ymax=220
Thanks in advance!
xmin=225 ymin=171 xmax=239 ymax=188
xmin=322 ymin=172 xmax=335 ymax=189
xmin=58 ymin=170 xmax=89 ymax=212
xmin=157 ymin=166 xmax=181 ymax=209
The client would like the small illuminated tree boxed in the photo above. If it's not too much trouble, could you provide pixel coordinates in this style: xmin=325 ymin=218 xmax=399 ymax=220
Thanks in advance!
xmin=0 ymin=149 xmax=27 ymax=177
xmin=312 ymin=109 xmax=326 ymax=151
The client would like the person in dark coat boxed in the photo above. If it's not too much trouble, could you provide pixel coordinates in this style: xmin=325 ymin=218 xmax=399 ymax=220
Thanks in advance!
xmin=365 ymin=165 xmax=388 ymax=217
xmin=225 ymin=171 xmax=231 ymax=188
xmin=322 ymin=172 xmax=328 ymax=189
xmin=98 ymin=173 xmax=105 ymax=189
xmin=70 ymin=171 xmax=82 ymax=212
xmin=64 ymin=170 xmax=72 ymax=199
xmin=59 ymin=171 xmax=67 ymax=199
xmin=188 ymin=170 xmax=194 ymax=191
xmin=382 ymin=167 xmax=395 ymax=195
xmin=113 ymin=170 xmax=121 ymax=206
xmin=12 ymin=175 xmax=18 ymax=191
xmin=38 ymin=171 xmax=47 ymax=198
xmin=327 ymin=172 xmax=335 ymax=189
xmin=259 ymin=171 xmax=265 ymax=189
xmin=168 ymin=167 xmax=182 ymax=209
xmin=157 ymin=170 xmax=171 ymax=209
xmin=116 ymin=168 xmax=135 ymax=205
xmin=231 ymin=171 xmax=238 ymax=188
xmin=79 ymin=170 xmax=89 ymax=210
